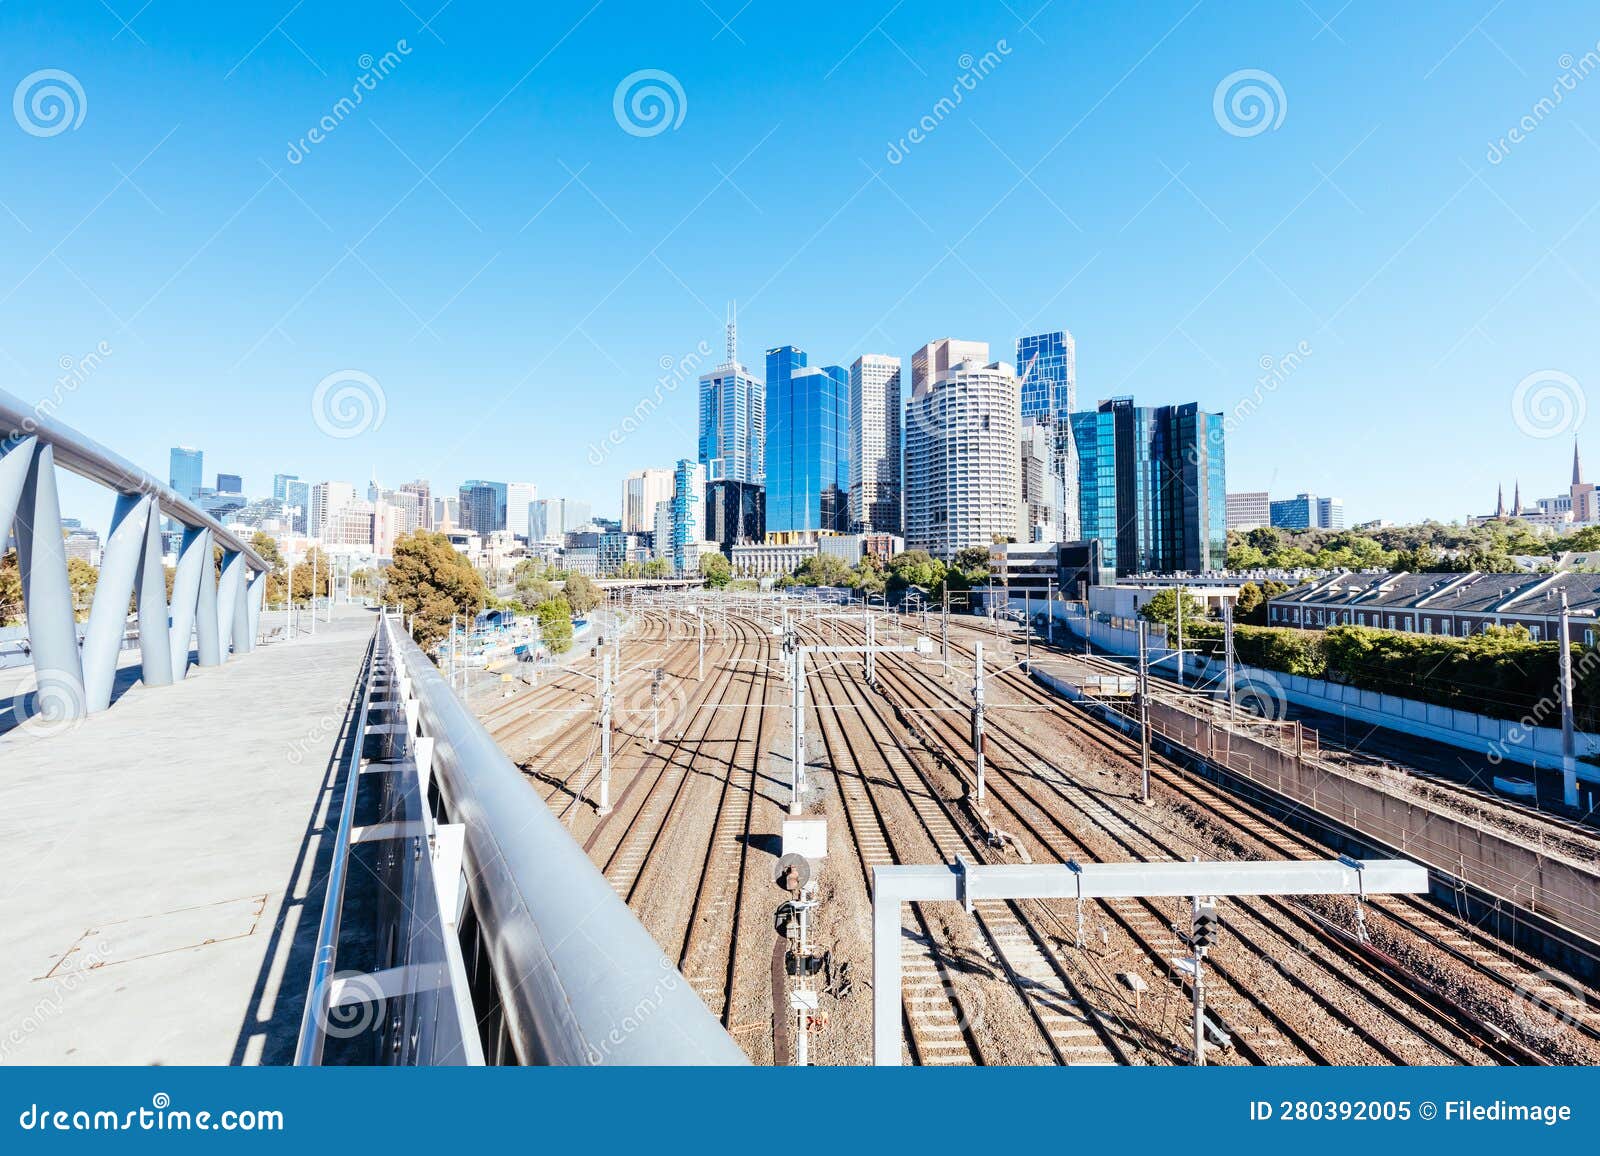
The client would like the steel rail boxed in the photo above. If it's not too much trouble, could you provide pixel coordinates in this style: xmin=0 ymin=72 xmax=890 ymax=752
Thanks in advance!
xmin=386 ymin=617 xmax=748 ymax=1065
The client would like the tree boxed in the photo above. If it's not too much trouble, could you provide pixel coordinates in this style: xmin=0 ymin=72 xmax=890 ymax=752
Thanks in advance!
xmin=1137 ymin=587 xmax=1208 ymax=633
xmin=251 ymin=531 xmax=288 ymax=607
xmin=1234 ymin=581 xmax=1265 ymax=623
xmin=537 ymin=597 xmax=574 ymax=655
xmin=886 ymin=549 xmax=945 ymax=594
xmin=66 ymin=558 xmax=97 ymax=621
xmin=382 ymin=531 xmax=487 ymax=653
xmin=290 ymin=546 xmax=331 ymax=605
xmin=641 ymin=558 xmax=672 ymax=579
xmin=0 ymin=551 xmax=21 ymax=626
xmin=1226 ymin=544 xmax=1268 ymax=570
xmin=561 ymin=571 xmax=601 ymax=616
xmin=516 ymin=578 xmax=556 ymax=612
xmin=701 ymin=552 xmax=732 ymax=588
xmin=793 ymin=552 xmax=854 ymax=587
xmin=951 ymin=546 xmax=992 ymax=585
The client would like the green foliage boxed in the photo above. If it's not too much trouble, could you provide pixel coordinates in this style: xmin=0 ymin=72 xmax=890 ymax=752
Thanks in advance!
xmin=382 ymin=531 xmax=487 ymax=653
xmin=700 ymin=552 xmax=732 ymax=588
xmin=641 ymin=558 xmax=672 ymax=579
xmin=950 ymin=546 xmax=991 ymax=585
xmin=537 ymin=597 xmax=574 ymax=655
xmin=791 ymin=551 xmax=855 ymax=588
xmin=561 ymin=572 xmax=601 ymax=616
xmin=885 ymin=549 xmax=946 ymax=594
xmin=0 ymin=550 xmax=21 ymax=626
xmin=66 ymin=557 xmax=97 ymax=621
xmin=1136 ymin=587 xmax=1208 ymax=632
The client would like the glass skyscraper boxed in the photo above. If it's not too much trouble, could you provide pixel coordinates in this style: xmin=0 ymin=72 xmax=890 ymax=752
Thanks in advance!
xmin=459 ymin=481 xmax=506 ymax=535
xmin=698 ymin=359 xmax=764 ymax=484
xmin=1070 ymin=398 xmax=1226 ymax=576
xmin=169 ymin=446 xmax=203 ymax=499
xmin=1016 ymin=330 xmax=1078 ymax=539
xmin=765 ymin=346 xmax=849 ymax=537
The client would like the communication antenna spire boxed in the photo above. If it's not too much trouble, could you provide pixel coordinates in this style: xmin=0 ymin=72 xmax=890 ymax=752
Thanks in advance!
xmin=726 ymin=300 xmax=737 ymax=369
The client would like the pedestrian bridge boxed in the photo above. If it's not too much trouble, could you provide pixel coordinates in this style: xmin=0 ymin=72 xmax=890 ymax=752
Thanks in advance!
xmin=0 ymin=392 xmax=742 ymax=1066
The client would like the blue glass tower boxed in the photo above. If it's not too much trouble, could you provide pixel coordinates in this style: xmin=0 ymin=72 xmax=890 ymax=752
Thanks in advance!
xmin=698 ymin=361 xmax=764 ymax=484
xmin=1071 ymin=398 xmax=1225 ymax=576
xmin=765 ymin=346 xmax=849 ymax=536
xmin=1016 ymin=330 xmax=1078 ymax=538
xmin=169 ymin=446 xmax=203 ymax=499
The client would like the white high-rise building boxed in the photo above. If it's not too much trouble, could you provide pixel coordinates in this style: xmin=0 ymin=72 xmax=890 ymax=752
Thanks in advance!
xmin=622 ymin=468 xmax=674 ymax=534
xmin=849 ymin=354 xmax=902 ymax=535
xmin=1019 ymin=418 xmax=1063 ymax=542
xmin=652 ymin=498 xmax=673 ymax=561
xmin=309 ymin=481 xmax=357 ymax=541
xmin=903 ymin=356 xmax=1022 ymax=560
xmin=506 ymin=482 xmax=538 ymax=539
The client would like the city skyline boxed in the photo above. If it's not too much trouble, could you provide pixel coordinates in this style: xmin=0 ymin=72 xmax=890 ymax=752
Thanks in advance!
xmin=10 ymin=4 xmax=1600 ymax=529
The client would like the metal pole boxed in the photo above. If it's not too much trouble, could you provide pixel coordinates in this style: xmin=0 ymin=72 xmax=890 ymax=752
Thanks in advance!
xmin=866 ymin=613 xmax=876 ymax=685
xmin=1047 ymin=578 xmax=1054 ymax=644
xmin=942 ymin=586 xmax=950 ymax=675
xmin=1224 ymin=600 xmax=1236 ymax=728
xmin=1191 ymin=895 xmax=1206 ymax=1066
xmin=450 ymin=614 xmax=457 ymax=688
xmin=1137 ymin=620 xmax=1151 ymax=804
xmin=973 ymin=640 xmax=986 ymax=809
xmin=311 ymin=549 xmax=317 ymax=636
xmin=1175 ymin=588 xmax=1185 ymax=687
xmin=697 ymin=607 xmax=705 ymax=680
xmin=791 ymin=645 xmax=805 ymax=815
xmin=1560 ymin=591 xmax=1579 ymax=807
xmin=598 ymin=653 xmax=613 ymax=815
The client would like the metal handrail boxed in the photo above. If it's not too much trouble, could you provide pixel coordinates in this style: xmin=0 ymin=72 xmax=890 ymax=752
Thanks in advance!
xmin=0 ymin=386 xmax=268 ymax=570
xmin=385 ymin=613 xmax=748 ymax=1065
xmin=294 ymin=624 xmax=379 ymax=1065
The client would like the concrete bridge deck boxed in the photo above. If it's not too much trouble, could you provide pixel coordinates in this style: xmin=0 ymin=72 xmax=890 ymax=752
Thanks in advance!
xmin=0 ymin=609 xmax=374 ymax=1065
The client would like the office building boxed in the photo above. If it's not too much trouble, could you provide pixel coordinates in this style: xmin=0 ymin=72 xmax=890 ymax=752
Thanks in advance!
xmin=653 ymin=499 xmax=673 ymax=562
xmin=848 ymin=354 xmax=902 ymax=534
xmin=698 ymin=318 xmax=764 ymax=483
xmin=309 ymin=481 xmax=358 ymax=541
xmin=459 ymin=480 xmax=507 ymax=534
xmin=622 ymin=468 xmax=674 ymax=534
xmin=506 ymin=482 xmax=537 ymax=539
xmin=903 ymin=354 xmax=1022 ymax=559
xmin=671 ymin=459 xmax=707 ymax=574
xmin=1269 ymin=492 xmax=1342 ymax=531
xmin=910 ymin=338 xmax=989 ymax=393
xmin=766 ymin=345 xmax=848 ymax=537
xmin=169 ymin=447 xmax=203 ymax=499
xmin=706 ymin=478 xmax=765 ymax=556
xmin=1019 ymin=419 xmax=1062 ymax=542
xmin=399 ymin=480 xmax=432 ymax=530
xmin=1016 ymin=329 xmax=1079 ymax=539
xmin=529 ymin=498 xmax=591 ymax=545
xmin=433 ymin=495 xmax=459 ymax=529
xmin=1070 ymin=398 xmax=1227 ymax=576
xmin=216 ymin=473 xmax=242 ymax=494
xmin=1226 ymin=491 xmax=1270 ymax=531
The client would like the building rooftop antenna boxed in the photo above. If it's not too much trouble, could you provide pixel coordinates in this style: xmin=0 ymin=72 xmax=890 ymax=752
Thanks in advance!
xmin=726 ymin=300 xmax=737 ymax=370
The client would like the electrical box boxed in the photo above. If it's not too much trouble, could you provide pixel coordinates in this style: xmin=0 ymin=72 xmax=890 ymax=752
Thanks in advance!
xmin=782 ymin=817 xmax=828 ymax=860
xmin=916 ymin=636 xmax=936 ymax=655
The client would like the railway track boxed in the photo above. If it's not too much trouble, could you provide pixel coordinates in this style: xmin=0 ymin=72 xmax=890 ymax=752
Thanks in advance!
xmin=919 ymin=616 xmax=1598 ymax=1063
xmin=821 ymin=614 xmax=1547 ymax=1064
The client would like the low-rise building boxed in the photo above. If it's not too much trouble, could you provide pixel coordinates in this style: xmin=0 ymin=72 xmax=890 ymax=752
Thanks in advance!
xmin=731 ymin=540 xmax=819 ymax=578
xmin=1266 ymin=570 xmax=1600 ymax=644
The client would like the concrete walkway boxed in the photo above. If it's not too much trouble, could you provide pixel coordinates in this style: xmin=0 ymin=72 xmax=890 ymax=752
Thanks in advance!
xmin=0 ymin=608 xmax=374 ymax=1065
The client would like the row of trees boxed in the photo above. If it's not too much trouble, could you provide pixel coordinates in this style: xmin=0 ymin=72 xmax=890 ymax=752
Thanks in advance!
xmin=777 ymin=546 xmax=993 ymax=599
xmin=1226 ymin=519 xmax=1600 ymax=575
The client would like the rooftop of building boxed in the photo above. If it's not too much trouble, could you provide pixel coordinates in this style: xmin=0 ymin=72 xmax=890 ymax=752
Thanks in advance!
xmin=1270 ymin=570 xmax=1600 ymax=619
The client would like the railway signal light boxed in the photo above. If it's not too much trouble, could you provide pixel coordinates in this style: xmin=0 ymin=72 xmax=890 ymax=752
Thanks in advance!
xmin=1193 ymin=902 xmax=1222 ymax=952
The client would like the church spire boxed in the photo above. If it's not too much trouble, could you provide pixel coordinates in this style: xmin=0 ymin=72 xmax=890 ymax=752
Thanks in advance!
xmin=1496 ymin=483 xmax=1505 ymax=518
xmin=1575 ymin=440 xmax=1584 ymax=487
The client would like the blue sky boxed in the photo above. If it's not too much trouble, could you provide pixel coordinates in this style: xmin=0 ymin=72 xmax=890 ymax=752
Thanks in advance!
xmin=4 ymin=0 xmax=1600 ymax=530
